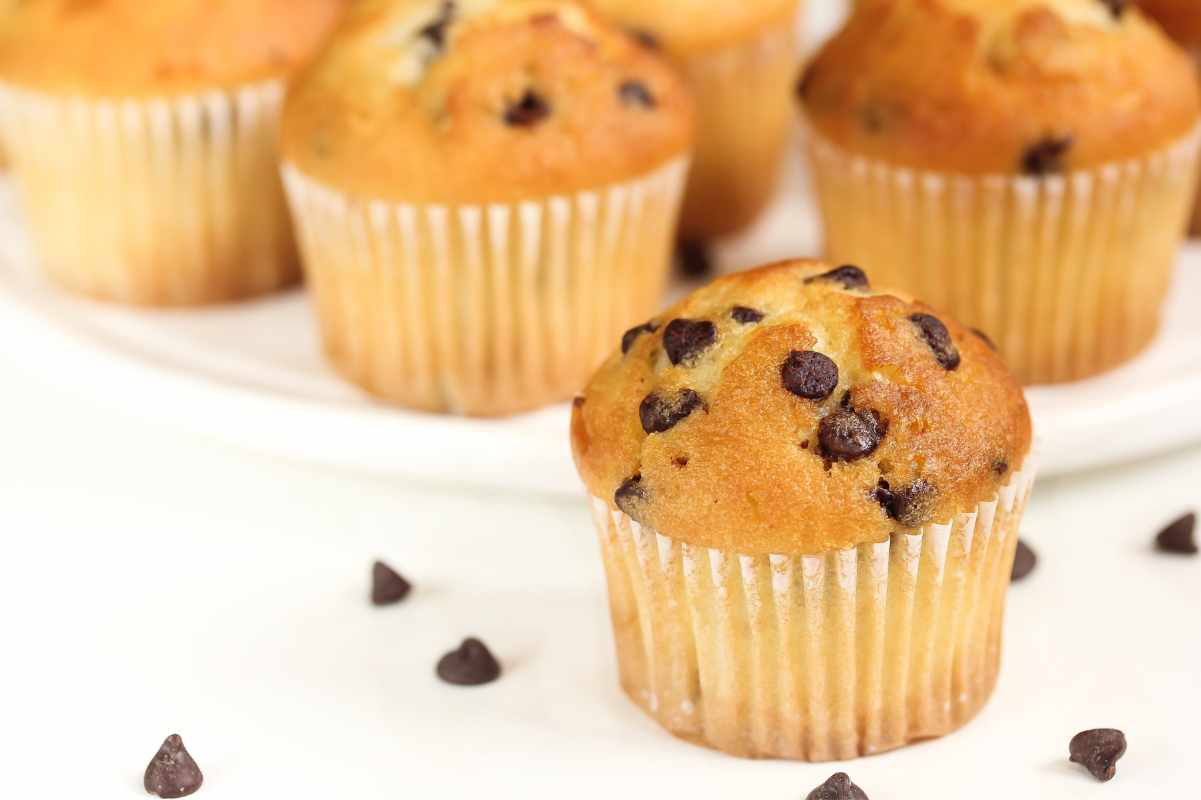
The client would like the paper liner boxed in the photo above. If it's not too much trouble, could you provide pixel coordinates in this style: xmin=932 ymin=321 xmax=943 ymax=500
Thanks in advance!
xmin=0 ymin=81 xmax=298 ymax=306
xmin=281 ymin=158 xmax=689 ymax=417
xmin=588 ymin=462 xmax=1036 ymax=761
xmin=806 ymin=125 xmax=1201 ymax=385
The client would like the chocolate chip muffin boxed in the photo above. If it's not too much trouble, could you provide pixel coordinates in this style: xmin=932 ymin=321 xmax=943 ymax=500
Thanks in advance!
xmin=281 ymin=0 xmax=694 ymax=416
xmin=586 ymin=0 xmax=802 ymax=240
xmin=572 ymin=259 xmax=1035 ymax=760
xmin=0 ymin=0 xmax=348 ymax=305
xmin=800 ymin=0 xmax=1201 ymax=384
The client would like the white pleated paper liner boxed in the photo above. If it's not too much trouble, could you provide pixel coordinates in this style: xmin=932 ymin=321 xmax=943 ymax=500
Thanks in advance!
xmin=588 ymin=460 xmax=1036 ymax=761
xmin=805 ymin=123 xmax=1201 ymax=385
xmin=281 ymin=158 xmax=690 ymax=417
xmin=0 ymin=79 xmax=298 ymax=306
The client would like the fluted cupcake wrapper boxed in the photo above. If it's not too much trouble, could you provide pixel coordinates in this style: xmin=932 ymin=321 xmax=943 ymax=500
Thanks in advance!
xmin=806 ymin=125 xmax=1201 ymax=385
xmin=588 ymin=461 xmax=1036 ymax=761
xmin=281 ymin=159 xmax=689 ymax=417
xmin=0 ymin=80 xmax=298 ymax=306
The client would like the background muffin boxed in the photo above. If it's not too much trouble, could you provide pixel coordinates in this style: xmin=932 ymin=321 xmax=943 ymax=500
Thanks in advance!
xmin=0 ymin=0 xmax=347 ymax=305
xmin=281 ymin=0 xmax=694 ymax=417
xmin=572 ymin=259 xmax=1034 ymax=760
xmin=801 ymin=0 xmax=1201 ymax=384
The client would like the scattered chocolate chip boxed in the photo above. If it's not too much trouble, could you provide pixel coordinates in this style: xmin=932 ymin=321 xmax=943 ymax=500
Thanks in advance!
xmin=1070 ymin=729 xmax=1127 ymax=782
xmin=621 ymin=321 xmax=658 ymax=355
xmin=144 ymin=735 xmax=204 ymax=799
xmin=1099 ymin=0 xmax=1127 ymax=19
xmin=806 ymin=772 xmax=870 ymax=800
xmin=910 ymin=313 xmax=961 ymax=370
xmin=640 ymin=389 xmax=703 ymax=434
xmin=417 ymin=1 xmax=456 ymax=50
xmin=615 ymin=474 xmax=648 ymax=522
xmin=805 ymin=265 xmax=870 ymax=291
xmin=972 ymin=328 xmax=998 ymax=352
xmin=731 ymin=306 xmax=765 ymax=325
xmin=628 ymin=28 xmax=660 ymax=49
xmin=993 ymin=458 xmax=1010 ymax=476
xmin=618 ymin=80 xmax=656 ymax=109
xmin=436 ymin=638 xmax=501 ymax=686
xmin=676 ymin=239 xmax=713 ymax=279
xmin=1155 ymin=512 xmax=1198 ymax=554
xmin=663 ymin=319 xmax=717 ymax=366
xmin=1011 ymin=540 xmax=1037 ymax=581
xmin=504 ymin=89 xmax=551 ymax=127
xmin=874 ymin=479 xmax=937 ymax=527
xmin=1022 ymin=136 xmax=1073 ymax=176
xmin=371 ymin=561 xmax=412 ymax=606
xmin=819 ymin=406 xmax=887 ymax=463
xmin=782 ymin=350 xmax=839 ymax=401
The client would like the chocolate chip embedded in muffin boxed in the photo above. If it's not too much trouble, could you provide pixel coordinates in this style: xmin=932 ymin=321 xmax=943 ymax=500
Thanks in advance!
xmin=615 ymin=473 xmax=649 ymax=522
xmin=782 ymin=350 xmax=839 ymax=401
xmin=371 ymin=561 xmax=412 ymax=606
xmin=1155 ymin=512 xmax=1198 ymax=554
xmin=640 ymin=389 xmax=703 ymax=434
xmin=503 ymin=89 xmax=551 ymax=126
xmin=992 ymin=458 xmax=1010 ymax=476
xmin=910 ymin=313 xmax=961 ymax=370
xmin=873 ymin=479 xmax=937 ymax=527
xmin=1099 ymin=0 xmax=1127 ymax=19
xmin=1022 ymin=136 xmax=1074 ymax=176
xmin=436 ymin=638 xmax=502 ymax=686
xmin=731 ymin=306 xmax=765 ymax=325
xmin=627 ymin=28 xmax=660 ymax=50
xmin=621 ymin=321 xmax=658 ymax=355
xmin=805 ymin=772 xmax=870 ymax=800
xmin=663 ymin=319 xmax=717 ymax=366
xmin=804 ymin=264 xmax=870 ymax=291
xmin=144 ymin=735 xmax=204 ymax=798
xmin=1011 ymin=540 xmax=1037 ymax=581
xmin=619 ymin=80 xmax=656 ymax=109
xmin=417 ymin=1 xmax=456 ymax=51
xmin=1070 ymin=729 xmax=1127 ymax=782
xmin=819 ymin=405 xmax=887 ymax=463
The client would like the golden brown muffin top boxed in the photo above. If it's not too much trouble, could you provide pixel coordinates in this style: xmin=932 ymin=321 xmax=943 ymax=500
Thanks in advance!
xmin=571 ymin=259 xmax=1032 ymax=556
xmin=582 ymin=0 xmax=798 ymax=56
xmin=1138 ymin=0 xmax=1201 ymax=48
xmin=0 ymin=0 xmax=348 ymax=96
xmin=281 ymin=0 xmax=694 ymax=204
xmin=800 ymin=0 xmax=1201 ymax=174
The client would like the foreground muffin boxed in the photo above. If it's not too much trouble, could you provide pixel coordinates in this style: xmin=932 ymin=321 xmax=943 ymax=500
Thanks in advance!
xmin=571 ymin=259 xmax=1035 ymax=760
xmin=801 ymin=0 xmax=1201 ymax=384
xmin=587 ymin=0 xmax=802 ymax=240
xmin=0 ymin=0 xmax=347 ymax=306
xmin=281 ymin=0 xmax=694 ymax=416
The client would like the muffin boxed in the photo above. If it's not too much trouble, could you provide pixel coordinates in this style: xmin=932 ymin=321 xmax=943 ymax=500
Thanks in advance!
xmin=281 ymin=0 xmax=694 ymax=417
xmin=571 ymin=259 xmax=1035 ymax=760
xmin=800 ymin=0 xmax=1201 ymax=385
xmin=586 ymin=0 xmax=802 ymax=241
xmin=0 ymin=0 xmax=347 ymax=306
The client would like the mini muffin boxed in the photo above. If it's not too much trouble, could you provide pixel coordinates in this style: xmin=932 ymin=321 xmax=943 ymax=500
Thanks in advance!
xmin=800 ymin=0 xmax=1201 ymax=385
xmin=281 ymin=0 xmax=694 ymax=417
xmin=0 ymin=0 xmax=347 ymax=306
xmin=572 ymin=259 xmax=1035 ymax=760
xmin=587 ymin=0 xmax=802 ymax=241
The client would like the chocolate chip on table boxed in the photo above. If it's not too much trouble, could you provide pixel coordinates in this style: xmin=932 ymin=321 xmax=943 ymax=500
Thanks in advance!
xmin=972 ymin=327 xmax=998 ymax=352
xmin=676 ymin=239 xmax=713 ymax=279
xmin=621 ymin=321 xmax=658 ymax=355
xmin=640 ymin=389 xmax=703 ymax=434
xmin=371 ymin=561 xmax=412 ymax=606
xmin=731 ymin=306 xmax=765 ymax=325
xmin=615 ymin=474 xmax=649 ymax=522
xmin=437 ymin=638 xmax=502 ymax=686
xmin=144 ymin=735 xmax=204 ymax=798
xmin=819 ymin=405 xmax=887 ymax=463
xmin=1022 ymin=136 xmax=1073 ymax=176
xmin=417 ymin=0 xmax=456 ymax=50
xmin=1070 ymin=729 xmax=1127 ymax=782
xmin=910 ymin=313 xmax=961 ymax=370
xmin=1155 ymin=512 xmax=1198 ymax=554
xmin=804 ymin=265 xmax=870 ymax=291
xmin=1011 ymin=540 xmax=1037 ymax=581
xmin=1099 ymin=0 xmax=1127 ymax=19
xmin=874 ymin=479 xmax=937 ymax=527
xmin=663 ymin=319 xmax=717 ymax=366
xmin=618 ymin=80 xmax=656 ymax=109
xmin=782 ymin=350 xmax=839 ymax=401
xmin=503 ymin=89 xmax=551 ymax=127
xmin=806 ymin=772 xmax=870 ymax=800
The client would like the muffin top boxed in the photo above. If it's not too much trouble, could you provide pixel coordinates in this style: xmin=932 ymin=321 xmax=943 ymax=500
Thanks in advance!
xmin=800 ymin=0 xmax=1201 ymax=174
xmin=582 ymin=0 xmax=798 ymax=56
xmin=1138 ymin=0 xmax=1201 ymax=48
xmin=0 ymin=0 xmax=347 ymax=97
xmin=571 ymin=259 xmax=1032 ymax=556
xmin=281 ymin=0 xmax=694 ymax=204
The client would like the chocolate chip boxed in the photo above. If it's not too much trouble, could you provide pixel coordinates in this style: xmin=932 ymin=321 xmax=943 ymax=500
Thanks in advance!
xmin=504 ymin=90 xmax=551 ymax=127
xmin=619 ymin=80 xmax=656 ymax=109
xmin=676 ymin=239 xmax=712 ymax=279
xmin=436 ymin=638 xmax=501 ymax=686
xmin=805 ymin=772 xmax=870 ymax=800
xmin=640 ymin=389 xmax=703 ymax=434
xmin=1022 ymin=136 xmax=1073 ymax=176
xmin=417 ymin=1 xmax=456 ymax=50
xmin=1070 ymin=729 xmax=1127 ymax=782
xmin=1099 ymin=0 xmax=1127 ymax=18
xmin=572 ymin=395 xmax=586 ymax=409
xmin=663 ymin=319 xmax=717 ymax=366
xmin=144 ymin=735 xmax=203 ymax=798
xmin=819 ymin=406 xmax=887 ymax=463
xmin=1011 ymin=540 xmax=1037 ymax=581
xmin=805 ymin=265 xmax=870 ymax=291
xmin=993 ymin=458 xmax=1010 ymax=476
xmin=874 ymin=479 xmax=937 ymax=527
xmin=628 ymin=28 xmax=660 ymax=49
xmin=1155 ymin=512 xmax=1198 ymax=554
xmin=782 ymin=351 xmax=839 ymax=401
xmin=621 ymin=321 xmax=658 ymax=355
xmin=371 ymin=561 xmax=412 ymax=606
xmin=860 ymin=104 xmax=886 ymax=134
xmin=972 ymin=327 xmax=998 ymax=352
xmin=673 ymin=455 xmax=689 ymax=468
xmin=731 ymin=306 xmax=765 ymax=325
xmin=910 ymin=313 xmax=961 ymax=370
xmin=615 ymin=474 xmax=649 ymax=522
